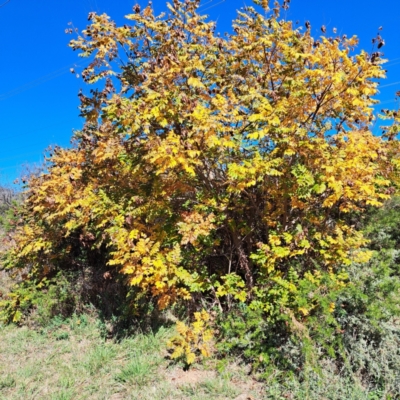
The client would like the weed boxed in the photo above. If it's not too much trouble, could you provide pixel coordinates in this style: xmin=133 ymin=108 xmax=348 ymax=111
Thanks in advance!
xmin=114 ymin=356 xmax=154 ymax=387
xmin=0 ymin=375 xmax=16 ymax=390
xmin=83 ymin=344 xmax=117 ymax=375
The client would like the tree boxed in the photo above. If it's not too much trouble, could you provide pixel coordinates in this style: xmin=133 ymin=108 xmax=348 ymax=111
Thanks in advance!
xmin=2 ymin=0 xmax=400 ymax=328
xmin=0 ymin=186 xmax=15 ymax=214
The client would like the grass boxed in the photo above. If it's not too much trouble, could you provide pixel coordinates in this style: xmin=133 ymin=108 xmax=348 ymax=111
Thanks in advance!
xmin=0 ymin=257 xmax=263 ymax=399
xmin=0 ymin=292 xmax=397 ymax=399
xmin=3 ymin=312 xmax=391 ymax=400
xmin=0 ymin=313 xmax=264 ymax=400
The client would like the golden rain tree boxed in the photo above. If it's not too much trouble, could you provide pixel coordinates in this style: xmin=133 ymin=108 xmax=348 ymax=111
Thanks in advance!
xmin=2 ymin=0 xmax=400 ymax=333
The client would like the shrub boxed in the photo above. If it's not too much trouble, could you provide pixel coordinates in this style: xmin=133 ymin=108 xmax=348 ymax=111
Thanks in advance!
xmin=2 ymin=1 xmax=400 ymax=374
xmin=215 ymin=199 xmax=400 ymax=396
xmin=0 ymin=271 xmax=77 ymax=325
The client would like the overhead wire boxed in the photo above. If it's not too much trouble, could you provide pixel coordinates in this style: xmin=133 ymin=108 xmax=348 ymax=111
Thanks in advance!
xmin=201 ymin=0 xmax=226 ymax=12
xmin=0 ymin=164 xmax=26 ymax=172
xmin=198 ymin=0 xmax=216 ymax=9
xmin=0 ymin=151 xmax=48 ymax=163
xmin=384 ymin=60 xmax=400 ymax=68
xmin=1 ymin=119 xmax=80 ymax=142
xmin=84 ymin=0 xmax=99 ymax=14
xmin=378 ymin=99 xmax=398 ymax=105
xmin=385 ymin=57 xmax=400 ymax=65
xmin=0 ymin=63 xmax=81 ymax=102
xmin=0 ymin=138 xmax=70 ymax=155
xmin=379 ymin=81 xmax=400 ymax=89
xmin=0 ymin=0 xmax=11 ymax=8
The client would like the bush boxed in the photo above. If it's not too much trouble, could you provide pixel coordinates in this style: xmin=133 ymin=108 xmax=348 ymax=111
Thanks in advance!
xmin=0 ymin=271 xmax=78 ymax=326
xmin=214 ymin=258 xmax=400 ymax=397
xmin=2 ymin=6 xmax=400 ymax=395
xmin=215 ymin=199 xmax=400 ymax=396
xmin=3 ymin=0 xmax=400 ymax=328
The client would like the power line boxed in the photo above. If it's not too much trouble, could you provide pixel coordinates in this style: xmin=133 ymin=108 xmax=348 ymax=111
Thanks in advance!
xmin=380 ymin=80 xmax=400 ymax=89
xmin=385 ymin=60 xmax=400 ymax=68
xmin=1 ymin=120 xmax=80 ymax=142
xmin=0 ymin=0 xmax=11 ymax=8
xmin=0 ymin=161 xmax=44 ymax=172
xmin=1 ymin=132 xmax=74 ymax=160
xmin=0 ymin=165 xmax=24 ymax=172
xmin=386 ymin=57 xmax=400 ymax=65
xmin=379 ymin=99 xmax=398 ymax=105
xmin=202 ymin=0 xmax=226 ymax=12
xmin=199 ymin=0 xmax=216 ymax=9
xmin=0 ymin=63 xmax=80 ymax=102
xmin=0 ymin=138 xmax=70 ymax=155
xmin=0 ymin=151 xmax=47 ymax=163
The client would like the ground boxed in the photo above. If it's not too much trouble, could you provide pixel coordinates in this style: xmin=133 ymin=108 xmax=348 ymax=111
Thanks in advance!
xmin=0 ymin=307 xmax=265 ymax=400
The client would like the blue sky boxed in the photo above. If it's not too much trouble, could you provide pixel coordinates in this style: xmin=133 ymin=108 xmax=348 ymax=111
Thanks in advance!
xmin=1 ymin=0 xmax=400 ymax=185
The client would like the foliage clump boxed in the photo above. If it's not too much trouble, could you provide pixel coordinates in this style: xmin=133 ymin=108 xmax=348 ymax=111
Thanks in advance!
xmin=1 ymin=2 xmax=400 ymax=391
xmin=167 ymin=309 xmax=213 ymax=366
xmin=216 ymin=198 xmax=400 ymax=397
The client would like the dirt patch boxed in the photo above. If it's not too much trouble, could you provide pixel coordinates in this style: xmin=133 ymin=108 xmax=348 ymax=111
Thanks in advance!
xmin=233 ymin=394 xmax=257 ymax=400
xmin=167 ymin=367 xmax=216 ymax=387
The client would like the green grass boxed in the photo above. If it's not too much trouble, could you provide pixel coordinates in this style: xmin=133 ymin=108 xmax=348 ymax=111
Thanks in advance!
xmin=0 ymin=314 xmax=263 ymax=400
xmin=1 ymin=313 xmax=397 ymax=399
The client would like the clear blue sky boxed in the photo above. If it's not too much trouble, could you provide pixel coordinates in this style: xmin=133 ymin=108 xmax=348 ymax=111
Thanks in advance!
xmin=1 ymin=0 xmax=400 ymax=186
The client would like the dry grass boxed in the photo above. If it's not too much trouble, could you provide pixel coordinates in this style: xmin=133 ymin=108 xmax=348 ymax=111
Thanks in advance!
xmin=0 ymin=314 xmax=266 ymax=400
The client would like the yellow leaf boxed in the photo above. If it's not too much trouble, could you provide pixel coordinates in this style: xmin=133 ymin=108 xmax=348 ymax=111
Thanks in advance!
xmin=187 ymin=76 xmax=205 ymax=89
xmin=176 ymin=321 xmax=188 ymax=336
xmin=298 ymin=307 xmax=309 ymax=316
xmin=186 ymin=352 xmax=196 ymax=365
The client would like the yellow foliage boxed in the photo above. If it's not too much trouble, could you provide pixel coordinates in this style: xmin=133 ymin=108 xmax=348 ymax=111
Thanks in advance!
xmin=167 ymin=310 xmax=214 ymax=365
xmin=3 ymin=0 xmax=400 ymax=330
